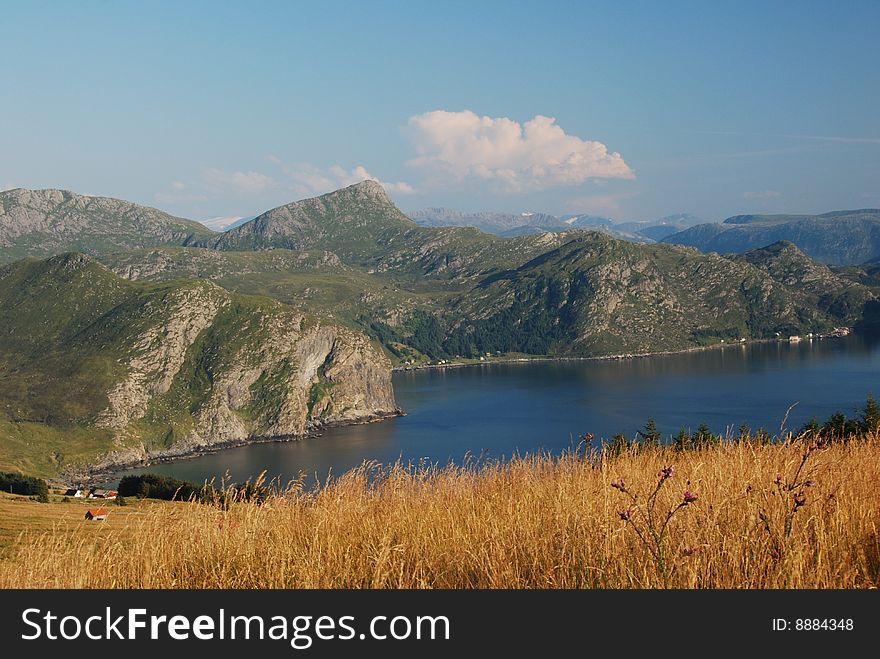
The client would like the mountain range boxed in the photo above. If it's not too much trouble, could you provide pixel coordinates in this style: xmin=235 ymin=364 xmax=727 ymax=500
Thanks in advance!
xmin=0 ymin=182 xmax=877 ymax=477
xmin=662 ymin=210 xmax=880 ymax=265
xmin=408 ymin=207 xmax=705 ymax=242
xmin=0 ymin=188 xmax=214 ymax=263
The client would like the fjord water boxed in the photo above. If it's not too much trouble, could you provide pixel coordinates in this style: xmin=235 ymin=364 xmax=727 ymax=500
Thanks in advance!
xmin=125 ymin=336 xmax=880 ymax=486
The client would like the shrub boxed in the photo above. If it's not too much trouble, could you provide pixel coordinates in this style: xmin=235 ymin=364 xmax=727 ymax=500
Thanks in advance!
xmin=0 ymin=471 xmax=49 ymax=498
xmin=117 ymin=474 xmax=203 ymax=501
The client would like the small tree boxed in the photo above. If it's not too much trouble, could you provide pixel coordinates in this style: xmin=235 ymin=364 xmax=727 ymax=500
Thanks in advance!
xmin=798 ymin=417 xmax=821 ymax=438
xmin=638 ymin=419 xmax=662 ymax=448
xmin=692 ymin=423 xmax=717 ymax=448
xmin=606 ymin=433 xmax=631 ymax=457
xmin=861 ymin=393 xmax=880 ymax=435
xmin=673 ymin=428 xmax=692 ymax=451
xmin=822 ymin=412 xmax=850 ymax=439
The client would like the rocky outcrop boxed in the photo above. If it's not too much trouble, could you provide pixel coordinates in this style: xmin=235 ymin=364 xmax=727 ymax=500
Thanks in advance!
xmin=0 ymin=188 xmax=215 ymax=262
xmin=97 ymin=282 xmax=228 ymax=429
xmin=91 ymin=285 xmax=397 ymax=466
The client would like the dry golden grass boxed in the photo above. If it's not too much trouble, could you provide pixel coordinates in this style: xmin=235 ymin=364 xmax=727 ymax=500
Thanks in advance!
xmin=1 ymin=436 xmax=879 ymax=588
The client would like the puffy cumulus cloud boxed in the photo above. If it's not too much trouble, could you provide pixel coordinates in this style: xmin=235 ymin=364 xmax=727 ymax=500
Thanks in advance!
xmin=204 ymin=168 xmax=277 ymax=193
xmin=283 ymin=162 xmax=414 ymax=197
xmin=406 ymin=110 xmax=634 ymax=192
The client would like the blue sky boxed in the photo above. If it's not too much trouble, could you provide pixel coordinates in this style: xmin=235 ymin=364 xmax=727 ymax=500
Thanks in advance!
xmin=2 ymin=0 xmax=878 ymax=224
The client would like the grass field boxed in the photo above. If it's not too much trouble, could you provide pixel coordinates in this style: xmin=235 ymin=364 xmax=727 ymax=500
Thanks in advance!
xmin=1 ymin=435 xmax=878 ymax=588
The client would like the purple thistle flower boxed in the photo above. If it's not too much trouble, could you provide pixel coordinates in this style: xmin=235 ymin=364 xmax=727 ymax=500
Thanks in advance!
xmin=774 ymin=473 xmax=784 ymax=485
xmin=682 ymin=490 xmax=698 ymax=504
xmin=618 ymin=508 xmax=634 ymax=521
xmin=659 ymin=465 xmax=674 ymax=482
xmin=682 ymin=546 xmax=698 ymax=557
xmin=611 ymin=477 xmax=627 ymax=493
xmin=793 ymin=492 xmax=807 ymax=509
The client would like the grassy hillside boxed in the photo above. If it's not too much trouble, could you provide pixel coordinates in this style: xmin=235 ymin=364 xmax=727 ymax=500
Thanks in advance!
xmin=1 ymin=433 xmax=877 ymax=588
xmin=0 ymin=254 xmax=139 ymax=424
xmin=102 ymin=246 xmax=455 ymax=329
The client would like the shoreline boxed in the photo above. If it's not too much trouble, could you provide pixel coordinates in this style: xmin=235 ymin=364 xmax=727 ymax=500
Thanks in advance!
xmin=66 ymin=332 xmax=854 ymax=486
xmin=63 ymin=409 xmax=404 ymax=487
xmin=390 ymin=333 xmax=850 ymax=373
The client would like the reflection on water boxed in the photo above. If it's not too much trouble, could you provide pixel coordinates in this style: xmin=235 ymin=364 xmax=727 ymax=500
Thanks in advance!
xmin=118 ymin=336 xmax=880 ymax=486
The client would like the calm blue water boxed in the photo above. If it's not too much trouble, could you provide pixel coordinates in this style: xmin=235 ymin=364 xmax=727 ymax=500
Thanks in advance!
xmin=119 ymin=336 xmax=880 ymax=486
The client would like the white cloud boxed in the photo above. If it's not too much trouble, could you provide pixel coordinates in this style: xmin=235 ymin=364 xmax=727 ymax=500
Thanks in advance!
xmin=204 ymin=168 xmax=277 ymax=193
xmin=406 ymin=110 xmax=634 ymax=192
xmin=742 ymin=190 xmax=781 ymax=200
xmin=171 ymin=180 xmax=186 ymax=191
xmin=283 ymin=162 xmax=414 ymax=197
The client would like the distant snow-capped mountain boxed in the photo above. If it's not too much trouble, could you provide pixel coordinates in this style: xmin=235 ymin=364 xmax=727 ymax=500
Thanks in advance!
xmin=198 ymin=215 xmax=256 ymax=231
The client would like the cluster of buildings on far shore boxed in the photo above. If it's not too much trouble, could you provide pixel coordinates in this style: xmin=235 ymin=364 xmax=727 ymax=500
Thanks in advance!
xmin=63 ymin=487 xmax=118 ymax=500
xmin=787 ymin=327 xmax=850 ymax=343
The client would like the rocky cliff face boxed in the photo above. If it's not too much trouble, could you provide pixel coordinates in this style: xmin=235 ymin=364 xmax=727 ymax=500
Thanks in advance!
xmin=92 ymin=293 xmax=397 ymax=471
xmin=0 ymin=254 xmax=397 ymax=476
xmin=96 ymin=282 xmax=229 ymax=430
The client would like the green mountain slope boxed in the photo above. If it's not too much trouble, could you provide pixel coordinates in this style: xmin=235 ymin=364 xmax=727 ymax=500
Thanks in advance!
xmin=662 ymin=209 xmax=880 ymax=265
xmin=731 ymin=241 xmax=874 ymax=321
xmin=440 ymin=235 xmax=863 ymax=357
xmin=0 ymin=254 xmax=396 ymax=477
xmin=101 ymin=246 xmax=451 ymax=329
xmin=0 ymin=188 xmax=217 ymax=263
xmin=100 ymin=184 xmax=877 ymax=362
xmin=101 ymin=233 xmax=876 ymax=363
xmin=204 ymin=181 xmax=578 ymax=279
